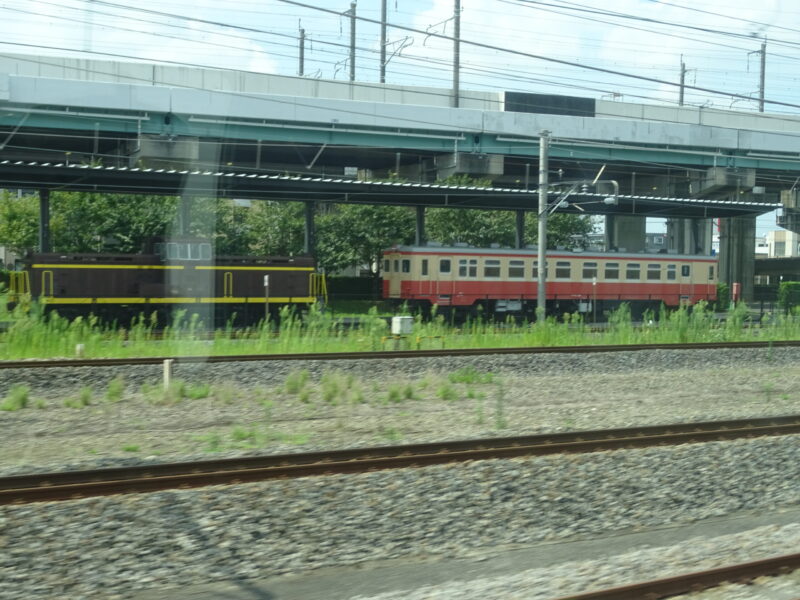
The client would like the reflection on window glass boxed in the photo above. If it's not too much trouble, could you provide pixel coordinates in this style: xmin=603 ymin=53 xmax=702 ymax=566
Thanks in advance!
xmin=200 ymin=244 xmax=212 ymax=260
xmin=555 ymin=261 xmax=571 ymax=278
xmin=167 ymin=243 xmax=178 ymax=259
xmin=484 ymin=259 xmax=501 ymax=277
xmin=508 ymin=260 xmax=524 ymax=278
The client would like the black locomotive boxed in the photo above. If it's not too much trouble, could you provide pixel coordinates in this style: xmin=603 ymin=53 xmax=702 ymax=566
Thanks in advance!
xmin=8 ymin=238 xmax=326 ymax=325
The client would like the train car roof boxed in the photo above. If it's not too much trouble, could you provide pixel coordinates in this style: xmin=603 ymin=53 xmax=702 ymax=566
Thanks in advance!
xmin=384 ymin=245 xmax=717 ymax=261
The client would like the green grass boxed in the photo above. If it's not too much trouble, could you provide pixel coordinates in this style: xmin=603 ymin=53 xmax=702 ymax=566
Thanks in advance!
xmin=449 ymin=367 xmax=495 ymax=385
xmin=0 ymin=301 xmax=798 ymax=360
xmin=0 ymin=384 xmax=30 ymax=411
xmin=105 ymin=376 xmax=125 ymax=403
xmin=64 ymin=386 xmax=93 ymax=409
xmin=121 ymin=444 xmax=140 ymax=452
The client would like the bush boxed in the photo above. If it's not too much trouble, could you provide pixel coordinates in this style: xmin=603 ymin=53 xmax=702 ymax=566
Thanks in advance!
xmin=1 ymin=384 xmax=30 ymax=411
xmin=778 ymin=282 xmax=800 ymax=312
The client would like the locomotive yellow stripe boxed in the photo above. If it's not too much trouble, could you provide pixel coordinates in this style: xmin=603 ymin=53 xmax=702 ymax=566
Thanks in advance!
xmin=195 ymin=266 xmax=314 ymax=271
xmin=33 ymin=264 xmax=183 ymax=270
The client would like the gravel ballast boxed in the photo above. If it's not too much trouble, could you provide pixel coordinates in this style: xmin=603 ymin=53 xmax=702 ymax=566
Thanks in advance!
xmin=2 ymin=434 xmax=800 ymax=599
xmin=1 ymin=347 xmax=799 ymax=474
xmin=350 ymin=522 xmax=800 ymax=600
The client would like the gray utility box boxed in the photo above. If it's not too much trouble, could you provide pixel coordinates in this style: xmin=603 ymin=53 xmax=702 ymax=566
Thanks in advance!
xmin=391 ymin=316 xmax=413 ymax=335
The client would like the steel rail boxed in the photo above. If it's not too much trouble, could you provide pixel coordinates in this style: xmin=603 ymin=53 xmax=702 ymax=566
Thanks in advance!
xmin=0 ymin=339 xmax=798 ymax=369
xmin=550 ymin=552 xmax=800 ymax=600
xmin=3 ymin=414 xmax=800 ymax=505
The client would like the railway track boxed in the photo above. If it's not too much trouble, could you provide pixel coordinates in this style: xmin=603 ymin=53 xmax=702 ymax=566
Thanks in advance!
xmin=3 ymin=414 xmax=800 ymax=505
xmin=552 ymin=552 xmax=800 ymax=600
xmin=0 ymin=339 xmax=797 ymax=369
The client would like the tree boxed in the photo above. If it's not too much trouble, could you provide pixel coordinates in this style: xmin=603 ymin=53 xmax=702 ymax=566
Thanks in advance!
xmin=316 ymin=204 xmax=415 ymax=274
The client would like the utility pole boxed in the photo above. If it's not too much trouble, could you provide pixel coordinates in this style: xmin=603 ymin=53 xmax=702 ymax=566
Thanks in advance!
xmin=679 ymin=57 xmax=686 ymax=106
xmin=298 ymin=27 xmax=305 ymax=76
xmin=536 ymin=131 xmax=550 ymax=320
xmin=349 ymin=2 xmax=356 ymax=82
xmin=380 ymin=0 xmax=387 ymax=83
xmin=759 ymin=39 xmax=766 ymax=113
xmin=452 ymin=0 xmax=461 ymax=108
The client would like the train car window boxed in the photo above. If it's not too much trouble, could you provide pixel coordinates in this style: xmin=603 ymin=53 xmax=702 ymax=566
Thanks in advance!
xmin=440 ymin=259 xmax=451 ymax=273
xmin=178 ymin=244 xmax=190 ymax=260
xmin=667 ymin=265 xmax=676 ymax=280
xmin=421 ymin=259 xmax=428 ymax=276
xmin=604 ymin=262 xmax=619 ymax=279
xmin=508 ymin=260 xmax=524 ymax=278
xmin=582 ymin=262 xmax=597 ymax=279
xmin=681 ymin=265 xmax=691 ymax=277
xmin=647 ymin=264 xmax=661 ymax=280
xmin=532 ymin=261 xmax=547 ymax=278
xmin=189 ymin=244 xmax=202 ymax=260
xmin=401 ymin=259 xmax=411 ymax=273
xmin=167 ymin=243 xmax=179 ymax=259
xmin=384 ymin=259 xmax=391 ymax=272
xmin=555 ymin=261 xmax=571 ymax=279
xmin=154 ymin=243 xmax=164 ymax=257
xmin=200 ymin=244 xmax=212 ymax=260
xmin=394 ymin=260 xmax=399 ymax=272
xmin=459 ymin=259 xmax=477 ymax=277
xmin=484 ymin=259 xmax=501 ymax=278
xmin=708 ymin=265 xmax=715 ymax=280
xmin=626 ymin=263 xmax=640 ymax=280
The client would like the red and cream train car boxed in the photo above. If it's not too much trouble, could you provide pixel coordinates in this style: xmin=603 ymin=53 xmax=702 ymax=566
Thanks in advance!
xmin=382 ymin=245 xmax=717 ymax=318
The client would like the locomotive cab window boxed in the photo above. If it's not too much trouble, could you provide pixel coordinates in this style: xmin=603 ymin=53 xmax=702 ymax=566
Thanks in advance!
xmin=555 ymin=261 xmax=571 ymax=279
xmin=604 ymin=262 xmax=619 ymax=280
xmin=626 ymin=263 xmax=640 ymax=280
xmin=508 ymin=260 xmax=524 ymax=278
xmin=484 ymin=259 xmax=501 ymax=278
xmin=421 ymin=259 xmax=428 ymax=276
xmin=582 ymin=262 xmax=597 ymax=279
xmin=384 ymin=259 xmax=390 ymax=272
xmin=667 ymin=264 xmax=676 ymax=280
xmin=647 ymin=264 xmax=661 ymax=281
xmin=401 ymin=259 xmax=411 ymax=273
xmin=439 ymin=259 xmax=451 ymax=274
xmin=394 ymin=260 xmax=399 ymax=272
xmin=681 ymin=265 xmax=691 ymax=277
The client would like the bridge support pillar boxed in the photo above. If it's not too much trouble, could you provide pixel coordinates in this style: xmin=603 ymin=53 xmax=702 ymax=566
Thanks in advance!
xmin=415 ymin=206 xmax=426 ymax=246
xmin=605 ymin=215 xmax=645 ymax=252
xmin=719 ymin=214 xmax=755 ymax=302
xmin=515 ymin=210 xmax=525 ymax=249
xmin=667 ymin=218 xmax=713 ymax=255
xmin=38 ymin=189 xmax=51 ymax=253
xmin=303 ymin=201 xmax=315 ymax=255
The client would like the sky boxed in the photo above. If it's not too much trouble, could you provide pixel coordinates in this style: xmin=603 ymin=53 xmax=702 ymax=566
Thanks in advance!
xmin=0 ymin=0 xmax=796 ymax=235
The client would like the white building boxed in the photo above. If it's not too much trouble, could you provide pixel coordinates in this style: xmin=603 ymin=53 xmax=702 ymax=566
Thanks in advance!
xmin=766 ymin=230 xmax=800 ymax=258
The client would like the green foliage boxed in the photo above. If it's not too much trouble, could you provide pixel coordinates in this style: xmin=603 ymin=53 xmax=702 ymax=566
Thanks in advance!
xmin=436 ymin=383 xmax=459 ymax=401
xmin=63 ymin=386 xmax=93 ymax=409
xmin=778 ymin=282 xmax=800 ymax=311
xmin=0 ymin=384 xmax=30 ymax=411
xmin=386 ymin=384 xmax=403 ymax=403
xmin=121 ymin=444 xmax=140 ymax=452
xmin=106 ymin=376 xmax=125 ymax=403
xmin=716 ymin=282 xmax=730 ymax=310
xmin=285 ymin=369 xmax=310 ymax=394
xmin=184 ymin=382 xmax=211 ymax=400
xmin=448 ymin=366 xmax=495 ymax=384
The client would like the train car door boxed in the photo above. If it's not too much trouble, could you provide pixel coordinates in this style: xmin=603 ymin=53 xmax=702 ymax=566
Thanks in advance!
xmin=435 ymin=256 xmax=454 ymax=301
xmin=678 ymin=263 xmax=693 ymax=305
xmin=388 ymin=254 xmax=402 ymax=298
xmin=419 ymin=256 xmax=433 ymax=298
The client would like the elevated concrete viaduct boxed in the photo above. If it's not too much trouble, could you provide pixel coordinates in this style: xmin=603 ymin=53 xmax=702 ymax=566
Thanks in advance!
xmin=0 ymin=53 xmax=797 ymax=300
